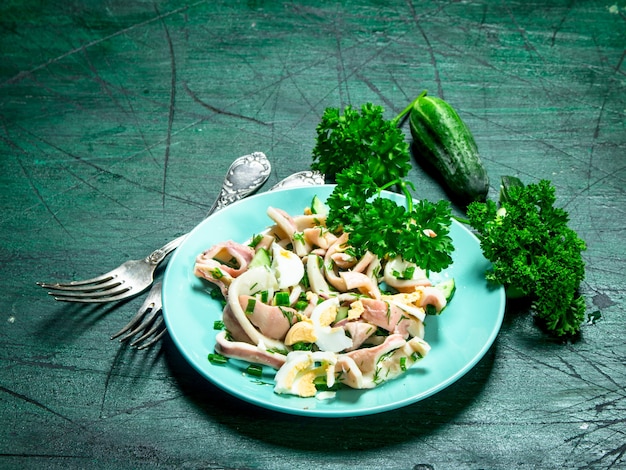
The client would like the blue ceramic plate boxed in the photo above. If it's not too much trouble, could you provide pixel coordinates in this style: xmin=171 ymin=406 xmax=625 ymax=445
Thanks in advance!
xmin=162 ymin=185 xmax=505 ymax=417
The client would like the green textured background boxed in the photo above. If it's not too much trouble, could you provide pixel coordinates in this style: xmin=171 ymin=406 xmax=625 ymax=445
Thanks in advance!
xmin=1 ymin=1 xmax=624 ymax=468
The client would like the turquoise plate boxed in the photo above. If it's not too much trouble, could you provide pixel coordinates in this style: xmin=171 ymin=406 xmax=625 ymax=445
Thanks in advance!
xmin=162 ymin=185 xmax=505 ymax=417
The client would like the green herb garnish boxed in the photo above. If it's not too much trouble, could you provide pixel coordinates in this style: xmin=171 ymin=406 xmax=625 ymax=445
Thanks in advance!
xmin=467 ymin=178 xmax=587 ymax=337
xmin=324 ymin=163 xmax=454 ymax=273
xmin=311 ymin=99 xmax=453 ymax=272
xmin=208 ymin=353 xmax=228 ymax=365
xmin=312 ymin=101 xmax=415 ymax=187
xmin=245 ymin=298 xmax=256 ymax=315
xmin=274 ymin=291 xmax=290 ymax=307
xmin=245 ymin=364 xmax=264 ymax=377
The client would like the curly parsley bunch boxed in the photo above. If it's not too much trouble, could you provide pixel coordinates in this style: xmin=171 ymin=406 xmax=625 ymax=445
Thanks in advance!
xmin=312 ymin=103 xmax=412 ymax=187
xmin=467 ymin=178 xmax=587 ymax=337
xmin=311 ymin=99 xmax=454 ymax=274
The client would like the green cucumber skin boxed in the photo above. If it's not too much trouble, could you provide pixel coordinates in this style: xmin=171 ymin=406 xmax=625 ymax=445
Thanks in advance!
xmin=409 ymin=95 xmax=489 ymax=204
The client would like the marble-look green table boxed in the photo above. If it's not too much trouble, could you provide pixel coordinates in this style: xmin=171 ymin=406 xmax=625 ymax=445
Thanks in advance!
xmin=1 ymin=1 xmax=624 ymax=468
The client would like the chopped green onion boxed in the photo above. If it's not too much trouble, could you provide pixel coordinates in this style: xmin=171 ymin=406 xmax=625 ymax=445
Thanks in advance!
xmin=208 ymin=353 xmax=228 ymax=365
xmin=274 ymin=291 xmax=291 ymax=306
xmin=245 ymin=298 xmax=257 ymax=314
xmin=294 ymin=300 xmax=309 ymax=311
xmin=400 ymin=356 xmax=407 ymax=371
xmin=248 ymin=234 xmax=263 ymax=247
xmin=213 ymin=320 xmax=225 ymax=330
xmin=392 ymin=267 xmax=415 ymax=280
xmin=292 ymin=341 xmax=314 ymax=351
xmin=313 ymin=375 xmax=341 ymax=391
xmin=246 ymin=364 xmax=264 ymax=377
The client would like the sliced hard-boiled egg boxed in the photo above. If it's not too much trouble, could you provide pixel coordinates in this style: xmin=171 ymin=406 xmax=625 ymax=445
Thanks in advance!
xmin=284 ymin=320 xmax=316 ymax=346
xmin=347 ymin=300 xmax=365 ymax=320
xmin=271 ymin=243 xmax=305 ymax=289
xmin=310 ymin=297 xmax=353 ymax=353
xmin=386 ymin=298 xmax=426 ymax=322
xmin=273 ymin=350 xmax=337 ymax=397
xmin=230 ymin=265 xmax=278 ymax=299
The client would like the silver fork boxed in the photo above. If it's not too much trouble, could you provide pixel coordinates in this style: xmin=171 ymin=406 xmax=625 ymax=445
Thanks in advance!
xmin=37 ymin=152 xmax=272 ymax=303
xmin=113 ymin=169 xmax=326 ymax=349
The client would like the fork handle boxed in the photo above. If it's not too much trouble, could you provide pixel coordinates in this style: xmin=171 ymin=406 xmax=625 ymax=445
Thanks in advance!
xmin=145 ymin=234 xmax=188 ymax=266
xmin=143 ymin=152 xmax=272 ymax=268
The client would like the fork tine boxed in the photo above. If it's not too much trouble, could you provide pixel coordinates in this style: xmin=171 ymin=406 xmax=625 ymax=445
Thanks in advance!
xmin=37 ymin=259 xmax=151 ymax=293
xmin=116 ymin=306 xmax=160 ymax=342
xmin=110 ymin=303 xmax=151 ymax=340
xmin=112 ymin=281 xmax=163 ymax=345
xmin=50 ymin=285 xmax=141 ymax=303
xmin=129 ymin=316 xmax=164 ymax=347
xmin=135 ymin=328 xmax=167 ymax=350
xmin=40 ymin=277 xmax=122 ymax=293
xmin=37 ymin=271 xmax=118 ymax=289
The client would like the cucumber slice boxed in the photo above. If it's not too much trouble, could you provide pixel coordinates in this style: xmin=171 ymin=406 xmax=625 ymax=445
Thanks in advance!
xmin=435 ymin=278 xmax=456 ymax=301
xmin=310 ymin=195 xmax=328 ymax=216
xmin=248 ymin=247 xmax=271 ymax=268
xmin=335 ymin=305 xmax=349 ymax=323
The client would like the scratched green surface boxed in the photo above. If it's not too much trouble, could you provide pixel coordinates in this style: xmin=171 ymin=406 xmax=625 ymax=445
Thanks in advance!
xmin=1 ymin=1 xmax=625 ymax=468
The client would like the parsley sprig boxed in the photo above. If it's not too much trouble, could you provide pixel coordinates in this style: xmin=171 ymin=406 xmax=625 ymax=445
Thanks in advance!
xmin=312 ymin=97 xmax=454 ymax=273
xmin=312 ymin=99 xmax=419 ymax=187
xmin=467 ymin=177 xmax=587 ymax=337
xmin=325 ymin=163 xmax=454 ymax=273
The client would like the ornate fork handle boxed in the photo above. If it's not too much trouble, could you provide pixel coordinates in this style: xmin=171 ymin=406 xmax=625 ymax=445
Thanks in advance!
xmin=144 ymin=151 xmax=271 ymax=268
xmin=145 ymin=235 xmax=187 ymax=266
xmin=208 ymin=151 xmax=272 ymax=212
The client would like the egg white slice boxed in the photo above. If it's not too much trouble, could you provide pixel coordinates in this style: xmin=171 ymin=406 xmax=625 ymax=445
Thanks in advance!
xmin=271 ymin=242 xmax=305 ymax=289
xmin=273 ymin=350 xmax=337 ymax=397
xmin=310 ymin=297 xmax=353 ymax=353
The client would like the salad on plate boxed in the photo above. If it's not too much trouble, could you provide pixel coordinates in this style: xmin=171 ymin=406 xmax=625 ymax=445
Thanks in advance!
xmin=193 ymin=195 xmax=456 ymax=399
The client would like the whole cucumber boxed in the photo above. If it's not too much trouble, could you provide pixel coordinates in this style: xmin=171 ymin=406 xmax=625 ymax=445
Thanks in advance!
xmin=409 ymin=92 xmax=489 ymax=204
